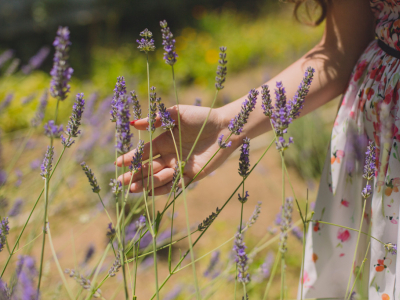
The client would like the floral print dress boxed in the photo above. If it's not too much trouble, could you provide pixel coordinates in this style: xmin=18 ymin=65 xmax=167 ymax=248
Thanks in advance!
xmin=301 ymin=1 xmax=400 ymax=299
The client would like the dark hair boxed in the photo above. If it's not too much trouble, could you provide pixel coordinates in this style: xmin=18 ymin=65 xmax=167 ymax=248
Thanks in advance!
xmin=286 ymin=0 xmax=328 ymax=26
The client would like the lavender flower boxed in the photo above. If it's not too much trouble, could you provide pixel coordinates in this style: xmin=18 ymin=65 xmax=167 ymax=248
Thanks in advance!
xmin=0 ymin=171 xmax=6 ymax=187
xmin=215 ymin=46 xmax=227 ymax=90
xmin=110 ymin=179 xmax=122 ymax=197
xmin=274 ymin=207 xmax=282 ymax=226
xmin=203 ymin=251 xmax=220 ymax=278
xmin=50 ymin=27 xmax=73 ymax=101
xmin=238 ymin=191 xmax=249 ymax=204
xmin=136 ymin=215 xmax=146 ymax=230
xmin=14 ymin=255 xmax=37 ymax=300
xmin=254 ymin=252 xmax=274 ymax=282
xmin=160 ymin=20 xmax=178 ymax=65
xmin=31 ymin=89 xmax=48 ymax=127
xmin=288 ymin=67 xmax=315 ymax=119
xmin=65 ymin=269 xmax=102 ymax=297
xmin=291 ymin=226 xmax=303 ymax=242
xmin=384 ymin=243 xmax=397 ymax=255
xmin=8 ymin=198 xmax=23 ymax=217
xmin=81 ymin=162 xmax=101 ymax=193
xmin=0 ymin=50 xmax=13 ymax=68
xmin=83 ymin=244 xmax=95 ymax=264
xmin=261 ymin=84 xmax=273 ymax=117
xmin=62 ymin=93 xmax=85 ymax=147
xmin=30 ymin=159 xmax=41 ymax=170
xmin=14 ymin=169 xmax=22 ymax=187
xmin=198 ymin=207 xmax=221 ymax=231
xmin=147 ymin=87 xmax=161 ymax=132
xmin=115 ymin=94 xmax=132 ymax=154
xmin=40 ymin=146 xmax=54 ymax=179
xmin=171 ymin=163 xmax=180 ymax=193
xmin=4 ymin=58 xmax=20 ymax=76
xmin=137 ymin=29 xmax=155 ymax=52
xmin=271 ymin=81 xmax=292 ymax=151
xmin=44 ymin=120 xmax=63 ymax=138
xmin=129 ymin=140 xmax=144 ymax=173
xmin=363 ymin=141 xmax=376 ymax=180
xmin=22 ymin=46 xmax=50 ymax=75
xmin=84 ymin=92 xmax=98 ymax=122
xmin=130 ymin=91 xmax=142 ymax=120
xmin=228 ymin=89 xmax=258 ymax=135
xmin=110 ymin=76 xmax=126 ymax=122
xmin=279 ymin=197 xmax=293 ymax=253
xmin=158 ymin=102 xmax=175 ymax=130
xmin=108 ymin=252 xmax=121 ymax=277
xmin=246 ymin=201 xmax=262 ymax=228
xmin=233 ymin=232 xmax=250 ymax=284
xmin=0 ymin=94 xmax=14 ymax=111
xmin=21 ymin=93 xmax=36 ymax=105
xmin=218 ymin=134 xmax=232 ymax=148
xmin=194 ymin=98 xmax=202 ymax=106
xmin=238 ymin=138 xmax=250 ymax=177
xmin=0 ymin=278 xmax=10 ymax=299
xmin=107 ymin=223 xmax=116 ymax=240
xmin=0 ymin=218 xmax=9 ymax=252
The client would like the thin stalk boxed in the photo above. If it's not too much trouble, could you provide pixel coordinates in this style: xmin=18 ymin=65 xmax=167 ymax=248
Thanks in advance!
xmin=168 ymin=194 xmax=176 ymax=273
xmin=171 ymin=66 xmax=182 ymax=161
xmin=280 ymin=153 xmax=285 ymax=300
xmin=121 ymin=160 xmax=129 ymax=300
xmin=263 ymin=250 xmax=281 ymax=300
xmin=133 ymin=229 xmax=142 ymax=296
xmin=347 ymin=242 xmax=371 ymax=300
xmin=97 ymin=193 xmax=113 ymax=224
xmin=300 ymin=190 xmax=309 ymax=300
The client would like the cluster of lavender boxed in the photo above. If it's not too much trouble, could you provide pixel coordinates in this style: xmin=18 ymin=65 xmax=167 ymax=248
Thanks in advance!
xmin=147 ymin=87 xmax=161 ymax=132
xmin=80 ymin=162 xmax=101 ymax=193
xmin=115 ymin=94 xmax=133 ymax=154
xmin=0 ymin=94 xmax=14 ymax=111
xmin=50 ymin=27 xmax=73 ymax=101
xmin=130 ymin=91 xmax=142 ymax=120
xmin=279 ymin=198 xmax=293 ymax=253
xmin=0 ymin=217 xmax=9 ymax=252
xmin=384 ymin=242 xmax=397 ymax=255
xmin=198 ymin=207 xmax=221 ymax=231
xmin=253 ymin=252 xmax=274 ymax=282
xmin=109 ymin=252 xmax=122 ymax=277
xmin=44 ymin=120 xmax=63 ymax=139
xmin=65 ymin=269 xmax=102 ymax=297
xmin=110 ymin=179 xmax=122 ymax=198
xmin=130 ymin=140 xmax=145 ymax=173
xmin=62 ymin=93 xmax=85 ymax=147
xmin=217 ymin=134 xmax=232 ymax=148
xmin=137 ymin=29 xmax=156 ymax=53
xmin=361 ymin=141 xmax=376 ymax=198
xmin=246 ymin=201 xmax=262 ymax=228
xmin=136 ymin=215 xmax=146 ymax=230
xmin=215 ymin=47 xmax=227 ymax=90
xmin=288 ymin=67 xmax=315 ymax=119
xmin=203 ymin=251 xmax=220 ymax=278
xmin=171 ymin=163 xmax=180 ymax=193
xmin=238 ymin=138 xmax=250 ymax=177
xmin=40 ymin=146 xmax=54 ymax=179
xmin=110 ymin=77 xmax=126 ymax=122
xmin=158 ymin=103 xmax=175 ymax=130
xmin=22 ymin=46 xmax=50 ymax=75
xmin=160 ymin=20 xmax=177 ymax=65
xmin=228 ymin=89 xmax=258 ymax=135
xmin=234 ymin=232 xmax=250 ymax=284
xmin=31 ymin=90 xmax=48 ymax=128
xmin=14 ymin=255 xmax=37 ymax=299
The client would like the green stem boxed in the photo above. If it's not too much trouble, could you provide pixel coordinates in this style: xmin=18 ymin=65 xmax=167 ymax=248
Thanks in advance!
xmin=171 ymin=66 xmax=183 ymax=161
xmin=133 ymin=229 xmax=142 ymax=296
xmin=280 ymin=152 xmax=285 ymax=300
xmin=347 ymin=242 xmax=370 ymax=300
xmin=300 ymin=191 xmax=309 ymax=300
xmin=263 ymin=250 xmax=281 ymax=300
xmin=97 ymin=193 xmax=113 ymax=224
xmin=121 ymin=160 xmax=129 ymax=300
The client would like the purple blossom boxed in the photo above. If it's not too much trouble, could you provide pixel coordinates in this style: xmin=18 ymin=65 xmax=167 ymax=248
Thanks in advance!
xmin=171 ymin=163 xmax=180 ymax=193
xmin=84 ymin=92 xmax=98 ymax=122
xmin=31 ymin=89 xmax=48 ymax=127
xmin=137 ymin=29 xmax=155 ymax=52
xmin=233 ymin=232 xmax=250 ymax=284
xmin=0 ymin=171 xmax=6 ymax=186
xmin=22 ymin=46 xmax=50 ymax=74
xmin=280 ymin=198 xmax=293 ymax=253
xmin=14 ymin=255 xmax=37 ymax=300
xmin=0 ymin=94 xmax=14 ymax=111
xmin=288 ymin=67 xmax=315 ymax=119
xmin=21 ymin=93 xmax=36 ymax=105
xmin=0 ymin=50 xmax=14 ymax=68
xmin=81 ymin=162 xmax=101 ymax=193
xmin=254 ymin=252 xmax=274 ymax=282
xmin=218 ymin=134 xmax=232 ymax=148
xmin=160 ymin=20 xmax=178 ymax=66
xmin=40 ymin=146 xmax=54 ymax=179
xmin=147 ymin=87 xmax=161 ymax=132
xmin=130 ymin=91 xmax=142 ymax=120
xmin=50 ymin=27 xmax=73 ymax=101
xmin=83 ymin=244 xmax=95 ymax=264
xmin=4 ymin=58 xmax=20 ymax=76
xmin=129 ymin=140 xmax=144 ymax=173
xmin=274 ymin=207 xmax=282 ymax=226
xmin=135 ymin=215 xmax=146 ymax=231
xmin=14 ymin=169 xmax=22 ymax=187
xmin=261 ymin=84 xmax=273 ymax=117
xmin=246 ymin=201 xmax=262 ymax=228
xmin=115 ymin=93 xmax=132 ymax=154
xmin=228 ymin=89 xmax=258 ymax=135
xmin=291 ymin=226 xmax=303 ymax=242
xmin=194 ymin=98 xmax=201 ymax=106
xmin=238 ymin=138 xmax=250 ymax=177
xmin=384 ymin=243 xmax=397 ymax=255
xmin=361 ymin=184 xmax=372 ymax=199
xmin=110 ymin=179 xmax=122 ymax=197
xmin=363 ymin=141 xmax=376 ymax=180
xmin=158 ymin=102 xmax=175 ymax=130
xmin=271 ymin=81 xmax=292 ymax=151
xmin=8 ymin=198 xmax=23 ymax=217
xmin=65 ymin=269 xmax=101 ymax=297
xmin=203 ymin=251 xmax=220 ymax=278
xmin=108 ymin=252 xmax=121 ymax=277
xmin=62 ymin=93 xmax=85 ymax=147
xmin=110 ymin=76 xmax=126 ymax=122
xmin=0 ymin=218 xmax=9 ymax=252
xmin=238 ymin=191 xmax=249 ymax=204
xmin=215 ymin=46 xmax=227 ymax=90
xmin=44 ymin=120 xmax=63 ymax=138
xmin=30 ymin=159 xmax=41 ymax=170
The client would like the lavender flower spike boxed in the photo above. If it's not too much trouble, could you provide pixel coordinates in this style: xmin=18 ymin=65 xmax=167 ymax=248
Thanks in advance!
xmin=271 ymin=81 xmax=292 ymax=151
xmin=115 ymin=94 xmax=133 ymax=154
xmin=22 ymin=46 xmax=50 ymax=75
xmin=158 ymin=102 xmax=175 ymax=130
xmin=238 ymin=191 xmax=249 ymax=204
xmin=0 ymin=93 xmax=14 ymax=111
xmin=31 ymin=89 xmax=48 ymax=127
xmin=384 ymin=243 xmax=397 ymax=255
xmin=110 ymin=179 xmax=122 ymax=197
xmin=291 ymin=226 xmax=304 ymax=242
xmin=233 ymin=232 xmax=250 ymax=284
xmin=147 ymin=87 xmax=161 ymax=132
xmin=8 ymin=198 xmax=23 ymax=217
xmin=228 ymin=89 xmax=258 ymax=135
xmin=81 ymin=162 xmax=101 ymax=193
xmin=280 ymin=197 xmax=293 ymax=253
xmin=0 ymin=217 xmax=9 ymax=252
xmin=40 ymin=146 xmax=54 ymax=179
xmin=130 ymin=140 xmax=145 ymax=173
xmin=110 ymin=76 xmax=127 ymax=122
xmin=50 ymin=26 xmax=73 ymax=101
xmin=203 ymin=251 xmax=220 ymax=277
xmin=44 ymin=120 xmax=63 ymax=139
xmin=238 ymin=138 xmax=250 ymax=177
xmin=137 ymin=29 xmax=155 ymax=52
xmin=109 ymin=252 xmax=121 ymax=277
xmin=160 ymin=20 xmax=178 ymax=66
xmin=62 ymin=93 xmax=85 ymax=147
xmin=136 ymin=215 xmax=146 ymax=230
xmin=215 ymin=46 xmax=227 ymax=90
xmin=261 ymin=84 xmax=273 ymax=117
xmin=218 ymin=134 xmax=232 ymax=148
xmin=246 ymin=201 xmax=262 ymax=228
xmin=288 ymin=67 xmax=315 ymax=119
xmin=65 ymin=269 xmax=102 ymax=297
xmin=130 ymin=90 xmax=142 ymax=120
xmin=363 ymin=141 xmax=376 ymax=180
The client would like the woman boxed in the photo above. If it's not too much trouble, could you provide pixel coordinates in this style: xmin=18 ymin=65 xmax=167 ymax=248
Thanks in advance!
xmin=118 ymin=0 xmax=400 ymax=298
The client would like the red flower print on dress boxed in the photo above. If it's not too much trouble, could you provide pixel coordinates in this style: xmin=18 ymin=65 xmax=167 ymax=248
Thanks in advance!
xmin=340 ymin=199 xmax=349 ymax=207
xmin=331 ymin=150 xmax=344 ymax=164
xmin=393 ymin=124 xmax=400 ymax=140
xmin=353 ymin=60 xmax=368 ymax=82
xmin=375 ymin=258 xmax=388 ymax=272
xmin=337 ymin=228 xmax=350 ymax=242
xmin=385 ymin=177 xmax=400 ymax=196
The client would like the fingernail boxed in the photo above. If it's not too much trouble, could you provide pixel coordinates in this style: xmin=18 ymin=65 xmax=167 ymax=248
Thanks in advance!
xmin=130 ymin=120 xmax=136 ymax=126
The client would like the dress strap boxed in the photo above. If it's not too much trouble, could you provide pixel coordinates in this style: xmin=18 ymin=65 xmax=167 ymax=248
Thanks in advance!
xmin=378 ymin=39 xmax=400 ymax=59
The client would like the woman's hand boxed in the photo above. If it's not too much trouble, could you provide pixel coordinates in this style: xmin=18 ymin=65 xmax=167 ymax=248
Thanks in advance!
xmin=116 ymin=105 xmax=238 ymax=195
